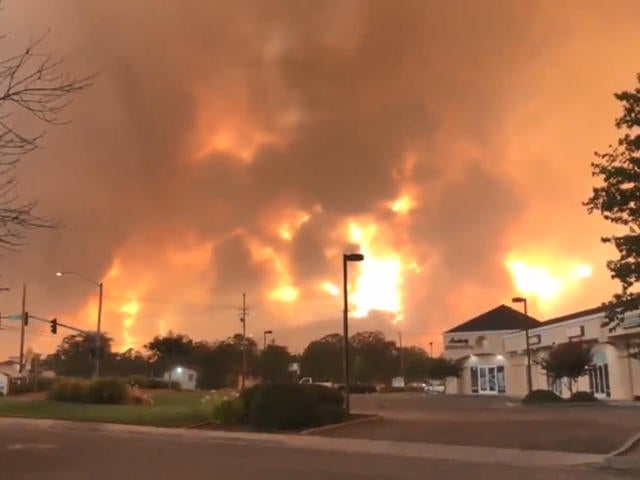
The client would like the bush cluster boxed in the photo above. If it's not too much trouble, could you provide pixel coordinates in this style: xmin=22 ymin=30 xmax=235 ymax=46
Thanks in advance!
xmin=8 ymin=376 xmax=57 ymax=395
xmin=569 ymin=391 xmax=598 ymax=402
xmin=522 ymin=389 xmax=599 ymax=405
xmin=48 ymin=377 xmax=131 ymax=404
xmin=211 ymin=397 xmax=245 ymax=425
xmin=242 ymin=383 xmax=347 ymax=431
xmin=48 ymin=378 xmax=91 ymax=403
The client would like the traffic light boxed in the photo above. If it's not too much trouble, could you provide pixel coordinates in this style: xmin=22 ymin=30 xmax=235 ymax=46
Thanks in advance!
xmin=23 ymin=311 xmax=28 ymax=326
xmin=50 ymin=318 xmax=57 ymax=334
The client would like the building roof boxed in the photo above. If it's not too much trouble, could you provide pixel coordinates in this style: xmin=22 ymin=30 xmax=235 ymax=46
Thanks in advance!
xmin=445 ymin=304 xmax=541 ymax=334
xmin=540 ymin=304 xmax=609 ymax=328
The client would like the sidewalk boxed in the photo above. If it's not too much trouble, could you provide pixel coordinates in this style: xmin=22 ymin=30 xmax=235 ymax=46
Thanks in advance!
xmin=0 ymin=417 xmax=604 ymax=469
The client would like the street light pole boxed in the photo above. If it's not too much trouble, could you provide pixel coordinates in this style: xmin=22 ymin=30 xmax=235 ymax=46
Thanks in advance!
xmin=96 ymin=281 xmax=103 ymax=378
xmin=512 ymin=296 xmax=533 ymax=394
xmin=56 ymin=271 xmax=104 ymax=378
xmin=342 ymin=253 xmax=364 ymax=415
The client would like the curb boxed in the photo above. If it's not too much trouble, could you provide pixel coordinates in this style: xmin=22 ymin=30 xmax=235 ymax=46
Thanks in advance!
xmin=602 ymin=430 xmax=640 ymax=470
xmin=300 ymin=415 xmax=382 ymax=435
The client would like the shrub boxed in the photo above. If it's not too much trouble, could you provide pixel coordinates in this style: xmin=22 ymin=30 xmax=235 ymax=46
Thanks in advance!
xmin=239 ymin=384 xmax=263 ymax=413
xmin=87 ymin=377 xmax=130 ymax=404
xmin=212 ymin=397 xmax=245 ymax=425
xmin=569 ymin=391 xmax=598 ymax=402
xmin=522 ymin=389 xmax=564 ymax=405
xmin=312 ymin=403 xmax=347 ymax=427
xmin=249 ymin=384 xmax=318 ymax=431
xmin=306 ymin=384 xmax=344 ymax=406
xmin=48 ymin=378 xmax=90 ymax=403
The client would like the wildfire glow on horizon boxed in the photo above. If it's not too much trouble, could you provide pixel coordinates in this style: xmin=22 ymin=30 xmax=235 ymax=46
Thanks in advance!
xmin=505 ymin=256 xmax=593 ymax=311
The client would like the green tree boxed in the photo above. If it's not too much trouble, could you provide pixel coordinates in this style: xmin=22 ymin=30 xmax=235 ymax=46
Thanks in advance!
xmin=585 ymin=72 xmax=640 ymax=351
xmin=45 ymin=333 xmax=113 ymax=378
xmin=539 ymin=341 xmax=593 ymax=394
xmin=257 ymin=344 xmax=292 ymax=383
xmin=425 ymin=357 xmax=462 ymax=392
xmin=350 ymin=331 xmax=397 ymax=384
xmin=301 ymin=333 xmax=343 ymax=383
xmin=402 ymin=346 xmax=430 ymax=382
xmin=144 ymin=332 xmax=195 ymax=379
xmin=104 ymin=348 xmax=152 ymax=377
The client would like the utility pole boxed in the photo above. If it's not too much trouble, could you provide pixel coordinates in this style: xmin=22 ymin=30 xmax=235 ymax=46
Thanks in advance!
xmin=398 ymin=331 xmax=405 ymax=379
xmin=95 ymin=281 xmax=103 ymax=378
xmin=239 ymin=292 xmax=249 ymax=390
xmin=18 ymin=284 xmax=26 ymax=374
xmin=429 ymin=342 xmax=434 ymax=357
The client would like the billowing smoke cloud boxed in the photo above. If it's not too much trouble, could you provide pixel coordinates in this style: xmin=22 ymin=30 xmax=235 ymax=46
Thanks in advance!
xmin=1 ymin=0 xmax=640 ymax=356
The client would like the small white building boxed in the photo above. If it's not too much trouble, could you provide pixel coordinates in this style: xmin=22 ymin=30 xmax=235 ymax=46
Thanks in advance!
xmin=164 ymin=366 xmax=197 ymax=390
xmin=0 ymin=372 xmax=10 ymax=395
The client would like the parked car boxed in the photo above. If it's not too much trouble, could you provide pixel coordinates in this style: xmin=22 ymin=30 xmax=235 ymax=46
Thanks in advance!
xmin=424 ymin=380 xmax=446 ymax=394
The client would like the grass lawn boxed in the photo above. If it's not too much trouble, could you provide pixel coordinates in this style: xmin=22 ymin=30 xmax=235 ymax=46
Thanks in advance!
xmin=0 ymin=390 xmax=215 ymax=428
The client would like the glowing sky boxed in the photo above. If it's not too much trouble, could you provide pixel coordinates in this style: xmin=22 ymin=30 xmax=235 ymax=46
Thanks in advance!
xmin=0 ymin=1 xmax=639 ymax=357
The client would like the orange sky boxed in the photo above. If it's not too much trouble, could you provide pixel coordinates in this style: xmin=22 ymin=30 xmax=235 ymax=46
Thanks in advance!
xmin=1 ymin=1 xmax=639 ymax=357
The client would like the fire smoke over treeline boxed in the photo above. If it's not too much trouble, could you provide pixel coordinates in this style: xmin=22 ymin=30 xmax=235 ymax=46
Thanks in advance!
xmin=1 ymin=1 xmax=639 ymax=355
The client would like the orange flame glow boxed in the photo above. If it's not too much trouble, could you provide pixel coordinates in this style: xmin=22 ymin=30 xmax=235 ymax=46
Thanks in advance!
xmin=505 ymin=255 xmax=593 ymax=308
xmin=346 ymin=221 xmax=405 ymax=323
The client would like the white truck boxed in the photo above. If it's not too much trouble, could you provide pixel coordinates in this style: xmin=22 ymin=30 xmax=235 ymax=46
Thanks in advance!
xmin=298 ymin=377 xmax=336 ymax=389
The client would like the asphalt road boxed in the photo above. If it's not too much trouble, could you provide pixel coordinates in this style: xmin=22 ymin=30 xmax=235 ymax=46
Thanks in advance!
xmin=0 ymin=423 xmax=634 ymax=480
xmin=342 ymin=394 xmax=640 ymax=453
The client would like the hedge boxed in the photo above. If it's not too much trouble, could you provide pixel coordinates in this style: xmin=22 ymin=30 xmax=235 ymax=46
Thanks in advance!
xmin=246 ymin=383 xmax=347 ymax=431
xmin=522 ymin=389 xmax=564 ymax=404
xmin=569 ymin=391 xmax=598 ymax=402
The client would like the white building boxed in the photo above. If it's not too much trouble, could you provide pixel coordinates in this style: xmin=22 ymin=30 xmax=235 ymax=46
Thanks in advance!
xmin=164 ymin=366 xmax=197 ymax=390
xmin=443 ymin=303 xmax=640 ymax=400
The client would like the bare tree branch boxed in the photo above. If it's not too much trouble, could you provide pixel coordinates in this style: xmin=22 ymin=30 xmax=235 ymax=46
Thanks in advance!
xmin=0 ymin=15 xmax=93 ymax=248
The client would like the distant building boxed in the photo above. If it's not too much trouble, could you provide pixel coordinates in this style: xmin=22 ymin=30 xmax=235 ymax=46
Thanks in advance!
xmin=0 ymin=372 xmax=10 ymax=395
xmin=442 ymin=303 xmax=640 ymax=400
xmin=164 ymin=366 xmax=197 ymax=390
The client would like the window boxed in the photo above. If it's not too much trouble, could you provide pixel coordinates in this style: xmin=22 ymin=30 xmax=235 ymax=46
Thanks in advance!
xmin=547 ymin=373 xmax=562 ymax=396
xmin=470 ymin=367 xmax=478 ymax=393
xmin=188 ymin=373 xmax=195 ymax=382
xmin=496 ymin=365 xmax=506 ymax=393
xmin=469 ymin=365 xmax=505 ymax=394
xmin=589 ymin=351 xmax=611 ymax=398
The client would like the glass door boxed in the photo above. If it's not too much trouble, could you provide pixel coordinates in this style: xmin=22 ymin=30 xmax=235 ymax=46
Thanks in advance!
xmin=478 ymin=366 xmax=498 ymax=394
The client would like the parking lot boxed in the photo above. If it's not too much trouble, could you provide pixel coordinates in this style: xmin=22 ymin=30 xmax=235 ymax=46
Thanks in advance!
xmin=317 ymin=393 xmax=640 ymax=454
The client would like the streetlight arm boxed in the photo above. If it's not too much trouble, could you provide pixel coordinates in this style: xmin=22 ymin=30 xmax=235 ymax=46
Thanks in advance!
xmin=57 ymin=271 xmax=101 ymax=288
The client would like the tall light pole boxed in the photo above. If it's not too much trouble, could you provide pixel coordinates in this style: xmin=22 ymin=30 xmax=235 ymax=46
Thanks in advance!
xmin=57 ymin=271 xmax=103 ymax=378
xmin=343 ymin=252 xmax=364 ymax=415
xmin=263 ymin=330 xmax=273 ymax=349
xmin=512 ymin=296 xmax=533 ymax=394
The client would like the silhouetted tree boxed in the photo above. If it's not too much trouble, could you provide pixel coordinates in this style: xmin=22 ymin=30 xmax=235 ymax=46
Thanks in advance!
xmin=402 ymin=346 xmax=430 ymax=382
xmin=45 ymin=333 xmax=113 ymax=378
xmin=585 ymin=72 xmax=640 ymax=356
xmin=256 ymin=344 xmax=292 ymax=383
xmin=425 ymin=357 xmax=462 ymax=392
xmin=539 ymin=342 xmax=593 ymax=394
xmin=350 ymin=331 xmax=397 ymax=384
xmin=301 ymin=333 xmax=343 ymax=383
xmin=145 ymin=332 xmax=195 ymax=378
xmin=0 ymin=15 xmax=92 ymax=247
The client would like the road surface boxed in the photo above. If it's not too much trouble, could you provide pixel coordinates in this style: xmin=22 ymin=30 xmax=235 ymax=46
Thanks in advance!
xmin=0 ymin=420 xmax=635 ymax=479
